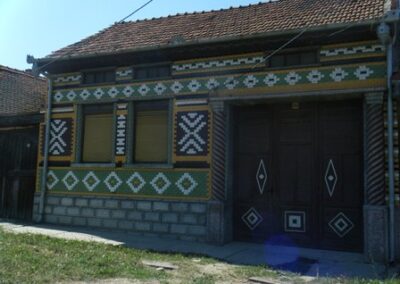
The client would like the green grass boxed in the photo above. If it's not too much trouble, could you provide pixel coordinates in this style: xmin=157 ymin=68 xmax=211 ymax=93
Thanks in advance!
xmin=0 ymin=227 xmax=398 ymax=283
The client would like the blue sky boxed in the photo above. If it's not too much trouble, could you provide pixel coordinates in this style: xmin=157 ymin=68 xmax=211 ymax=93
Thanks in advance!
xmin=0 ymin=0 xmax=263 ymax=70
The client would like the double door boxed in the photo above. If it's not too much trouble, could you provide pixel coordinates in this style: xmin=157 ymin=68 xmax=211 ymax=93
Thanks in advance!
xmin=233 ymin=100 xmax=363 ymax=251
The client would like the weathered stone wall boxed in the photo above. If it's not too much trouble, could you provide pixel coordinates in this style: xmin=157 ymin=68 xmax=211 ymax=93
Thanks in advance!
xmin=33 ymin=194 xmax=208 ymax=242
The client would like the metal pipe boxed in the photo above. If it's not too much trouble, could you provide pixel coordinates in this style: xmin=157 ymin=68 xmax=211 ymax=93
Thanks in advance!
xmin=37 ymin=77 xmax=52 ymax=222
xmin=386 ymin=41 xmax=396 ymax=264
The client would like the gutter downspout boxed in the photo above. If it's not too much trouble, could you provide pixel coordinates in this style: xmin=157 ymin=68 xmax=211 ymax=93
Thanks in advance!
xmin=378 ymin=20 xmax=396 ymax=263
xmin=386 ymin=44 xmax=396 ymax=264
xmin=37 ymin=77 xmax=52 ymax=223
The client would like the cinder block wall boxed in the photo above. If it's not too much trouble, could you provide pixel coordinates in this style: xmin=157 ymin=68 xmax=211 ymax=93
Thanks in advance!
xmin=33 ymin=194 xmax=208 ymax=242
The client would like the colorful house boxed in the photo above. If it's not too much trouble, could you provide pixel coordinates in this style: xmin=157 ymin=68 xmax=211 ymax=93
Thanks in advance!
xmin=32 ymin=0 xmax=400 ymax=262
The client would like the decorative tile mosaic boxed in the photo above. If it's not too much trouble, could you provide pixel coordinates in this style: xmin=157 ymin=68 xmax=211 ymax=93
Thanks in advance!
xmin=39 ymin=168 xmax=209 ymax=198
xmin=49 ymin=118 xmax=73 ymax=156
xmin=53 ymin=73 xmax=81 ymax=86
xmin=175 ymin=111 xmax=209 ymax=156
xmin=116 ymin=67 xmax=133 ymax=81
xmin=51 ymin=63 xmax=386 ymax=104
xmin=172 ymin=55 xmax=264 ymax=73
xmin=320 ymin=44 xmax=384 ymax=57
xmin=115 ymin=114 xmax=127 ymax=156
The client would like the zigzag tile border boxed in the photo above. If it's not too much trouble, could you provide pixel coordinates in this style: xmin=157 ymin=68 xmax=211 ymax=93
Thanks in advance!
xmin=53 ymin=73 xmax=82 ymax=86
xmin=115 ymin=114 xmax=127 ymax=156
xmin=172 ymin=55 xmax=264 ymax=73
xmin=52 ymin=63 xmax=386 ymax=104
xmin=116 ymin=67 xmax=133 ymax=81
xmin=39 ymin=168 xmax=210 ymax=199
xmin=320 ymin=42 xmax=385 ymax=61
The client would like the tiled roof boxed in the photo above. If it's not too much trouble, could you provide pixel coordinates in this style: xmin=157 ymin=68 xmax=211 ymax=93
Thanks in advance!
xmin=47 ymin=0 xmax=386 ymax=59
xmin=0 ymin=65 xmax=47 ymax=116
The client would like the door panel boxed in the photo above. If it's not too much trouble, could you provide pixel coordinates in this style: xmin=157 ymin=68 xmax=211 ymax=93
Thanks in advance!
xmin=319 ymin=101 xmax=363 ymax=251
xmin=233 ymin=100 xmax=363 ymax=251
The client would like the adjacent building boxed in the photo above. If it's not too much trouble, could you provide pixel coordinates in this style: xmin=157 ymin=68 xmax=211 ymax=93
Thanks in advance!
xmin=0 ymin=65 xmax=46 ymax=220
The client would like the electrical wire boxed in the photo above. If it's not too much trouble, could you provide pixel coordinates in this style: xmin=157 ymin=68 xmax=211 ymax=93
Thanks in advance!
xmin=118 ymin=0 xmax=154 ymax=23
xmin=213 ymin=16 xmax=385 ymax=92
xmin=35 ymin=0 xmax=155 ymax=73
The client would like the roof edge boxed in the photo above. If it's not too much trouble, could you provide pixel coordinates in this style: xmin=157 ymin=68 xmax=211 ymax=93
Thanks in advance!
xmin=36 ymin=18 xmax=381 ymax=69
xmin=0 ymin=65 xmax=47 ymax=81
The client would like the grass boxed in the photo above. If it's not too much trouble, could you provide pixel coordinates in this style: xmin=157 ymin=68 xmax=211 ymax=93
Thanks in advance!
xmin=0 ymin=227 xmax=398 ymax=283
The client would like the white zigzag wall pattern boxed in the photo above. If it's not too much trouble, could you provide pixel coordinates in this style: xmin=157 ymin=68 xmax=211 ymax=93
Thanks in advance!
xmin=177 ymin=112 xmax=208 ymax=155
xmin=49 ymin=119 xmax=68 ymax=155
xmin=116 ymin=114 xmax=127 ymax=155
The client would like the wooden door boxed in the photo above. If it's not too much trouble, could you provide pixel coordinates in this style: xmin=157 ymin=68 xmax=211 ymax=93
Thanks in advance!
xmin=0 ymin=127 xmax=38 ymax=221
xmin=233 ymin=100 xmax=363 ymax=251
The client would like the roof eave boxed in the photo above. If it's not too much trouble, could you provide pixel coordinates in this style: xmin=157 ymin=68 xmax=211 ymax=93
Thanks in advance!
xmin=36 ymin=19 xmax=381 ymax=69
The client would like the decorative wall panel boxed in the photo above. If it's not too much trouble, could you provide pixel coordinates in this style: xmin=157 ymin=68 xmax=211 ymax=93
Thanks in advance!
xmin=51 ymin=63 xmax=386 ymax=104
xmin=53 ymin=73 xmax=81 ymax=87
xmin=172 ymin=53 xmax=264 ymax=74
xmin=320 ymin=41 xmax=385 ymax=62
xmin=40 ymin=112 xmax=75 ymax=162
xmin=173 ymin=104 xmax=211 ymax=163
xmin=39 ymin=167 xmax=210 ymax=199
xmin=115 ymin=104 xmax=128 ymax=164
xmin=116 ymin=67 xmax=133 ymax=81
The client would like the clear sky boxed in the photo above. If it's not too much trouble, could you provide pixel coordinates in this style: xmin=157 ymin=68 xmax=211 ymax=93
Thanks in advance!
xmin=0 ymin=0 xmax=264 ymax=71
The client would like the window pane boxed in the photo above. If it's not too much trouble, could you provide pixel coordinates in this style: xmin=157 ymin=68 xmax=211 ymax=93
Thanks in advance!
xmin=95 ymin=72 xmax=105 ymax=83
xmin=83 ymin=113 xmax=113 ymax=162
xmin=270 ymin=55 xmax=285 ymax=67
xmin=286 ymin=53 xmax=301 ymax=66
xmin=301 ymin=52 xmax=317 ymax=65
xmin=135 ymin=110 xmax=168 ymax=163
xmin=105 ymin=71 xmax=115 ymax=82
xmin=158 ymin=66 xmax=170 ymax=77
xmin=84 ymin=73 xmax=95 ymax=84
xmin=135 ymin=68 xmax=147 ymax=79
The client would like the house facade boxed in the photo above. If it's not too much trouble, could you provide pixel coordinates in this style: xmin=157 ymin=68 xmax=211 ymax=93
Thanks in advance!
xmin=0 ymin=65 xmax=46 ymax=220
xmin=32 ymin=0 xmax=400 ymax=262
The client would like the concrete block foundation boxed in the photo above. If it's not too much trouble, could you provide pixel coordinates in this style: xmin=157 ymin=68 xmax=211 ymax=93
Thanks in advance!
xmin=33 ymin=194 xmax=209 ymax=242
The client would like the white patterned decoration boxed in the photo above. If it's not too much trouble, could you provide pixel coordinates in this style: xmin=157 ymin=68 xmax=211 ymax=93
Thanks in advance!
xmin=177 ymin=111 xmax=208 ymax=155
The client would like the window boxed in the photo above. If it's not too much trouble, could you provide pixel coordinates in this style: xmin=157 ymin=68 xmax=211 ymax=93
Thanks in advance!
xmin=83 ymin=70 xmax=115 ymax=84
xmin=134 ymin=65 xmax=171 ymax=80
xmin=81 ymin=104 xmax=113 ymax=163
xmin=133 ymin=100 xmax=169 ymax=163
xmin=267 ymin=50 xmax=318 ymax=68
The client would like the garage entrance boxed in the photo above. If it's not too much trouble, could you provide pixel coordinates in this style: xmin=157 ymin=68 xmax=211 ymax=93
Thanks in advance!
xmin=233 ymin=100 xmax=363 ymax=251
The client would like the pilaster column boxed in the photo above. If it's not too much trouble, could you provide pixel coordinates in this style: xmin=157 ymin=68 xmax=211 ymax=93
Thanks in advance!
xmin=210 ymin=101 xmax=226 ymax=201
xmin=363 ymin=92 xmax=388 ymax=263
xmin=364 ymin=92 xmax=386 ymax=205
xmin=207 ymin=100 xmax=227 ymax=244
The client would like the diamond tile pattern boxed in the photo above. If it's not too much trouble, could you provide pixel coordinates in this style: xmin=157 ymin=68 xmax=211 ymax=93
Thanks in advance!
xmin=41 ymin=168 xmax=209 ymax=198
xmin=51 ymin=64 xmax=385 ymax=104
xmin=325 ymin=159 xmax=338 ymax=197
xmin=329 ymin=212 xmax=354 ymax=238
xmin=242 ymin=207 xmax=263 ymax=230
xmin=256 ymin=159 xmax=267 ymax=194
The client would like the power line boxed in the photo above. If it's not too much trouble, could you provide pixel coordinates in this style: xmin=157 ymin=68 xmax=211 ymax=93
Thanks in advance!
xmin=119 ymin=0 xmax=154 ymax=23
xmin=35 ymin=0 xmax=155 ymax=73
xmin=212 ymin=17 xmax=384 ymax=93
